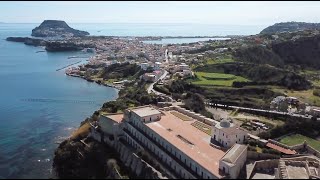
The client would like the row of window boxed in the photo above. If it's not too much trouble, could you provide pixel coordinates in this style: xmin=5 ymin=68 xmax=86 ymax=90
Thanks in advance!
xmin=127 ymin=122 xmax=214 ymax=179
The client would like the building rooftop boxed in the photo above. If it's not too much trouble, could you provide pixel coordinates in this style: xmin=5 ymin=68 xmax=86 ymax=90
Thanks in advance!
xmin=266 ymin=142 xmax=297 ymax=155
xmin=102 ymin=113 xmax=124 ymax=123
xmin=131 ymin=106 xmax=162 ymax=118
xmin=145 ymin=110 xmax=226 ymax=178
xmin=221 ymin=144 xmax=247 ymax=165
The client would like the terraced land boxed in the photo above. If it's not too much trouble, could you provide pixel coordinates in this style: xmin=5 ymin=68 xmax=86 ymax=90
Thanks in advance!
xmin=191 ymin=72 xmax=250 ymax=87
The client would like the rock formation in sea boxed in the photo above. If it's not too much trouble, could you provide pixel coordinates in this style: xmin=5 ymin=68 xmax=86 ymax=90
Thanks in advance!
xmin=31 ymin=20 xmax=90 ymax=37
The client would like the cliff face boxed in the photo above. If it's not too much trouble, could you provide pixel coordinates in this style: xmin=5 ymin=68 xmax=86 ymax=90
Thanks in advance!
xmin=31 ymin=20 xmax=89 ymax=37
xmin=260 ymin=22 xmax=320 ymax=34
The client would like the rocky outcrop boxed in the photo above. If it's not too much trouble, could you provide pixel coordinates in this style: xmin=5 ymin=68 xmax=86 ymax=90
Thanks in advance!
xmin=7 ymin=36 xmax=95 ymax=52
xmin=44 ymin=41 xmax=91 ymax=52
xmin=31 ymin=20 xmax=89 ymax=37
xmin=53 ymin=136 xmax=167 ymax=179
xmin=6 ymin=37 xmax=46 ymax=46
xmin=260 ymin=22 xmax=320 ymax=34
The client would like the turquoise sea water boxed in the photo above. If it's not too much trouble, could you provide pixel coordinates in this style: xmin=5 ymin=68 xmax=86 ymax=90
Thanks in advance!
xmin=0 ymin=23 xmax=263 ymax=178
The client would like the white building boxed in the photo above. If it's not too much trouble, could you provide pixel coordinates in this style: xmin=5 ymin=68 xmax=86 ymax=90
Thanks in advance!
xmin=219 ymin=144 xmax=248 ymax=179
xmin=179 ymin=63 xmax=189 ymax=71
xmin=211 ymin=119 xmax=248 ymax=148
xmin=154 ymin=61 xmax=162 ymax=70
xmin=91 ymin=105 xmax=250 ymax=179
xmin=140 ymin=62 xmax=149 ymax=70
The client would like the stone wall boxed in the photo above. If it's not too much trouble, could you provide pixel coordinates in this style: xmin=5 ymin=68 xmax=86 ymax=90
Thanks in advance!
xmin=247 ymin=159 xmax=279 ymax=179
xmin=89 ymin=127 xmax=168 ymax=179
xmin=170 ymin=106 xmax=218 ymax=126
xmin=306 ymin=145 xmax=320 ymax=158
xmin=268 ymin=139 xmax=320 ymax=159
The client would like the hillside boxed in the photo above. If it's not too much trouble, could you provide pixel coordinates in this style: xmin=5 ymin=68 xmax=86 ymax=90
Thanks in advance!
xmin=260 ymin=22 xmax=320 ymax=34
xmin=31 ymin=20 xmax=89 ymax=37
xmin=271 ymin=34 xmax=320 ymax=68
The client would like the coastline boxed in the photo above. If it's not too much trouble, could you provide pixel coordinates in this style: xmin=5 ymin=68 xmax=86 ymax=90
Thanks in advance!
xmin=66 ymin=72 xmax=123 ymax=91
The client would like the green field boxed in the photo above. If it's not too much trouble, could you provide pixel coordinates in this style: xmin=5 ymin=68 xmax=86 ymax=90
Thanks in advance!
xmin=206 ymin=58 xmax=235 ymax=65
xmin=190 ymin=72 xmax=249 ymax=86
xmin=280 ymin=134 xmax=320 ymax=151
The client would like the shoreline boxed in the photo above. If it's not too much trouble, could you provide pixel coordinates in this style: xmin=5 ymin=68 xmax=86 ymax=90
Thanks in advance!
xmin=65 ymin=72 xmax=122 ymax=91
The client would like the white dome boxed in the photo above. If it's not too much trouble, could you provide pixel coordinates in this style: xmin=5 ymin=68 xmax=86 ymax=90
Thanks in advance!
xmin=220 ymin=119 xmax=231 ymax=128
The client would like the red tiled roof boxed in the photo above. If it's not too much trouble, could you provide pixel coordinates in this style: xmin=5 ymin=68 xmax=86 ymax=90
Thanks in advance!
xmin=266 ymin=142 xmax=297 ymax=155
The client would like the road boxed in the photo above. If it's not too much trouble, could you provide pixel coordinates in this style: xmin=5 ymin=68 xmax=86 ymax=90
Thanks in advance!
xmin=205 ymin=102 xmax=314 ymax=120
xmin=146 ymin=70 xmax=175 ymax=102
xmin=147 ymin=70 xmax=168 ymax=94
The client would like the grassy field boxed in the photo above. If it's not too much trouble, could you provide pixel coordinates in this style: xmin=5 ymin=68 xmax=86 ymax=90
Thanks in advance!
xmin=171 ymin=111 xmax=192 ymax=121
xmin=206 ymin=58 xmax=235 ymax=65
xmin=191 ymin=72 xmax=249 ymax=87
xmin=280 ymin=134 xmax=320 ymax=151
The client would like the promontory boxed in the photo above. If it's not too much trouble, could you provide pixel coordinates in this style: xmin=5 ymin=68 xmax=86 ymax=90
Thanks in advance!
xmin=31 ymin=20 xmax=90 ymax=37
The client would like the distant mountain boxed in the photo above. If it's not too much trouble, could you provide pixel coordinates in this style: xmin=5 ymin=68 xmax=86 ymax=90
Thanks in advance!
xmin=260 ymin=22 xmax=320 ymax=34
xmin=31 ymin=20 xmax=89 ymax=37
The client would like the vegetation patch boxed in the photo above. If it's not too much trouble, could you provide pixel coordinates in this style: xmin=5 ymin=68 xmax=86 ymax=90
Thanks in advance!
xmin=190 ymin=72 xmax=249 ymax=87
xmin=280 ymin=134 xmax=320 ymax=151
xmin=70 ymin=122 xmax=91 ymax=140
xmin=206 ymin=58 xmax=235 ymax=65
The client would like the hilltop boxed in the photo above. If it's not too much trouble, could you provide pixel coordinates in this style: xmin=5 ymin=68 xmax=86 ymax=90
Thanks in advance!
xmin=260 ymin=21 xmax=320 ymax=34
xmin=31 ymin=20 xmax=89 ymax=37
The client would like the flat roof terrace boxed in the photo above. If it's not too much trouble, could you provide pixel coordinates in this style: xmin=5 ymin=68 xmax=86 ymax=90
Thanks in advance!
xmin=131 ymin=106 xmax=162 ymax=118
xmin=101 ymin=113 xmax=124 ymax=123
xmin=145 ymin=110 xmax=226 ymax=178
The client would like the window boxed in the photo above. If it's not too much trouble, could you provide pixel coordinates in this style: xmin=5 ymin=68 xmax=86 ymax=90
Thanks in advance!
xmin=236 ymin=135 xmax=237 ymax=138
xmin=223 ymin=133 xmax=224 ymax=136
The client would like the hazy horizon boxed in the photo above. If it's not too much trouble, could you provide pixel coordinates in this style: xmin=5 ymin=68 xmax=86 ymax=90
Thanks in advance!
xmin=1 ymin=1 xmax=320 ymax=26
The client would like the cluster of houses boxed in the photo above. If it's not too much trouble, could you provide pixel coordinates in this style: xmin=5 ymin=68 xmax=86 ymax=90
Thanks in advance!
xmin=270 ymin=96 xmax=320 ymax=117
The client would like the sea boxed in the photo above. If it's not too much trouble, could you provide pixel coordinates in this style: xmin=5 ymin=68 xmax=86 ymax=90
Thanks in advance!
xmin=0 ymin=23 xmax=265 ymax=179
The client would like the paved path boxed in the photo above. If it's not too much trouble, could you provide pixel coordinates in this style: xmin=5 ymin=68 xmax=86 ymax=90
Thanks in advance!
xmin=147 ymin=70 xmax=168 ymax=94
xmin=146 ymin=70 xmax=174 ymax=102
xmin=205 ymin=102 xmax=313 ymax=120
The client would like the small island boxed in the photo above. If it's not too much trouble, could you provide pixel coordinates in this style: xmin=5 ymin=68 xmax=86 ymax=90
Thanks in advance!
xmin=31 ymin=20 xmax=90 ymax=37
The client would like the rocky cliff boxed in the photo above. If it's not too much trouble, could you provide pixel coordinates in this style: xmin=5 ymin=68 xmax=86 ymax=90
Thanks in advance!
xmin=31 ymin=20 xmax=89 ymax=37
xmin=260 ymin=22 xmax=320 ymax=34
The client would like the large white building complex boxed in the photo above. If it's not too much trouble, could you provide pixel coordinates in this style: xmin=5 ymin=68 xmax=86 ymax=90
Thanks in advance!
xmin=90 ymin=105 xmax=249 ymax=179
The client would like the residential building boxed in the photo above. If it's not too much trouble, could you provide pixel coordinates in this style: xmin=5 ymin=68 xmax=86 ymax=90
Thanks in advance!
xmin=211 ymin=119 xmax=248 ymax=148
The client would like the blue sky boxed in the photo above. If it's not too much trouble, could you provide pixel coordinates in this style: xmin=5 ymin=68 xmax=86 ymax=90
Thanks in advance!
xmin=1 ymin=1 xmax=320 ymax=25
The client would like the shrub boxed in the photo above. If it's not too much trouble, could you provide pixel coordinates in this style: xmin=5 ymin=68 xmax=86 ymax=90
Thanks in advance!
xmin=313 ymin=88 xmax=320 ymax=97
